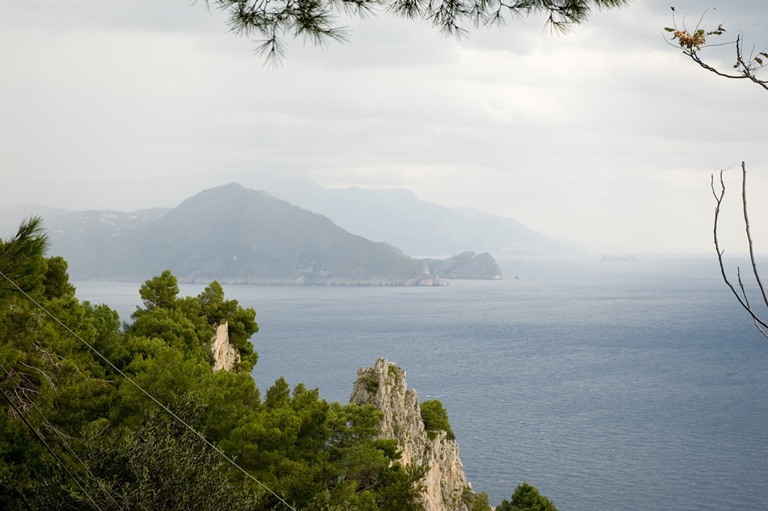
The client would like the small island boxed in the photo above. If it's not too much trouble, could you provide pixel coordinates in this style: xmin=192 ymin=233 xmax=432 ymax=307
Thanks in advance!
xmin=424 ymin=251 xmax=503 ymax=280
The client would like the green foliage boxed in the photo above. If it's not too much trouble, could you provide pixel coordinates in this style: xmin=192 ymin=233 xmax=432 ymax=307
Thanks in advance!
xmin=198 ymin=280 xmax=237 ymax=324
xmin=0 ymin=230 xmax=427 ymax=511
xmin=222 ymin=300 xmax=259 ymax=372
xmin=471 ymin=491 xmax=492 ymax=511
xmin=362 ymin=372 xmax=379 ymax=393
xmin=0 ymin=231 xmax=122 ymax=507
xmin=497 ymin=482 xmax=559 ymax=511
xmin=129 ymin=275 xmax=259 ymax=372
xmin=0 ymin=412 xmax=48 ymax=509
xmin=222 ymin=378 xmax=423 ymax=511
xmin=79 ymin=409 xmax=264 ymax=511
xmin=42 ymin=256 xmax=76 ymax=300
xmin=137 ymin=268 xmax=179 ymax=312
xmin=420 ymin=399 xmax=454 ymax=440
xmin=0 ymin=216 xmax=49 ymax=297
xmin=12 ymin=408 xmax=265 ymax=511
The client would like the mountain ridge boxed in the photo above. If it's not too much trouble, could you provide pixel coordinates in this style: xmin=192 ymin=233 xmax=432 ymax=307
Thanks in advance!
xmin=2 ymin=184 xmax=501 ymax=285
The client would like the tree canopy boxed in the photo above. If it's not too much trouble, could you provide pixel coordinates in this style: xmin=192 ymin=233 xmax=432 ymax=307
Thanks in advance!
xmin=420 ymin=399 xmax=454 ymax=440
xmin=210 ymin=0 xmax=631 ymax=60
xmin=0 ymin=216 xmax=49 ymax=298
xmin=497 ymin=482 xmax=559 ymax=511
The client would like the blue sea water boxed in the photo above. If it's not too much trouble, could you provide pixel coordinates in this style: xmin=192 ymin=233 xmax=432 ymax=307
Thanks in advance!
xmin=75 ymin=255 xmax=768 ymax=510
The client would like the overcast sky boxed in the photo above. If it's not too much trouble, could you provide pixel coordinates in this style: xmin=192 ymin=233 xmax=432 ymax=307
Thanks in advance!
xmin=2 ymin=0 xmax=767 ymax=254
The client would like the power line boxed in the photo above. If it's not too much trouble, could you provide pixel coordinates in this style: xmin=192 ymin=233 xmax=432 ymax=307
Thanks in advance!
xmin=0 ymin=270 xmax=297 ymax=511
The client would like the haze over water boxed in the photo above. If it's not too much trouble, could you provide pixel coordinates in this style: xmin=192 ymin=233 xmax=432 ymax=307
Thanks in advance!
xmin=76 ymin=255 xmax=768 ymax=510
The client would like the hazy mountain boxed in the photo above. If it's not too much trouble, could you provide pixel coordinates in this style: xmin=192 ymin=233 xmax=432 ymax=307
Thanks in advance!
xmin=4 ymin=184 xmax=446 ymax=285
xmin=0 ymin=204 xmax=71 ymax=236
xmin=256 ymin=177 xmax=577 ymax=257
xmin=44 ymin=208 xmax=170 ymax=276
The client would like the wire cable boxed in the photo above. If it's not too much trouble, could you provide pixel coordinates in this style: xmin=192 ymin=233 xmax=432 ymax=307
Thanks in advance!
xmin=0 ymin=270 xmax=297 ymax=511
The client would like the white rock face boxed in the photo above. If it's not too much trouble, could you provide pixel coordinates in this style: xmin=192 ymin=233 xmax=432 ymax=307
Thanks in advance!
xmin=210 ymin=321 xmax=240 ymax=372
xmin=350 ymin=358 xmax=473 ymax=511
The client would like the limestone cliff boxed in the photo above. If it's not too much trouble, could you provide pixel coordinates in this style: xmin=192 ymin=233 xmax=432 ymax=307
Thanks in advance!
xmin=210 ymin=321 xmax=240 ymax=371
xmin=350 ymin=359 xmax=474 ymax=511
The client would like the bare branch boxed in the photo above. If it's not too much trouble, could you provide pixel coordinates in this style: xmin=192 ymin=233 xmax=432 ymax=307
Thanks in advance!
xmin=665 ymin=13 xmax=768 ymax=92
xmin=739 ymin=162 xmax=768 ymax=310
xmin=737 ymin=267 xmax=768 ymax=337
xmin=711 ymin=167 xmax=768 ymax=337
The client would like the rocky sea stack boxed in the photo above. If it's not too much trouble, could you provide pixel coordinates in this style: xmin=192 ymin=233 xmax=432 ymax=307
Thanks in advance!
xmin=350 ymin=359 xmax=476 ymax=511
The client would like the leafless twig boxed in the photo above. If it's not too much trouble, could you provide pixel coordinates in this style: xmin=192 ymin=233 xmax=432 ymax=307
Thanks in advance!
xmin=711 ymin=162 xmax=768 ymax=337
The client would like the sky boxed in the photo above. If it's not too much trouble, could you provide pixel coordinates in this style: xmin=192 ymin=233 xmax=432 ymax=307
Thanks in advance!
xmin=2 ymin=0 xmax=767 ymax=254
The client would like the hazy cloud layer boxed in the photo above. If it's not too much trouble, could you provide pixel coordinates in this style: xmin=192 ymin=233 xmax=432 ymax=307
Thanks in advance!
xmin=2 ymin=0 xmax=767 ymax=253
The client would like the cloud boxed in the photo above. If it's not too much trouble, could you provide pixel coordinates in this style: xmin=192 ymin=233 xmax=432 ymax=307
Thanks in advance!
xmin=2 ymin=0 xmax=768 ymax=253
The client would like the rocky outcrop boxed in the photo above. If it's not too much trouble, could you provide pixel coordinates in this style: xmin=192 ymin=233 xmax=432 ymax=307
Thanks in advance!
xmin=210 ymin=321 xmax=240 ymax=371
xmin=424 ymin=252 xmax=502 ymax=280
xmin=350 ymin=359 xmax=474 ymax=511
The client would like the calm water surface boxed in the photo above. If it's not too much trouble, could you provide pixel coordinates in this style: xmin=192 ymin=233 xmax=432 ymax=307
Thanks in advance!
xmin=75 ymin=255 xmax=768 ymax=510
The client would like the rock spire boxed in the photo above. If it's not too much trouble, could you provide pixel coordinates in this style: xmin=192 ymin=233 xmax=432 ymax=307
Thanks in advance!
xmin=350 ymin=358 xmax=474 ymax=511
xmin=210 ymin=321 xmax=240 ymax=371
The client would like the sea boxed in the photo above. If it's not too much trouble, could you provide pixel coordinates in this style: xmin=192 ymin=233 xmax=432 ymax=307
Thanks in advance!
xmin=74 ymin=254 xmax=768 ymax=511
